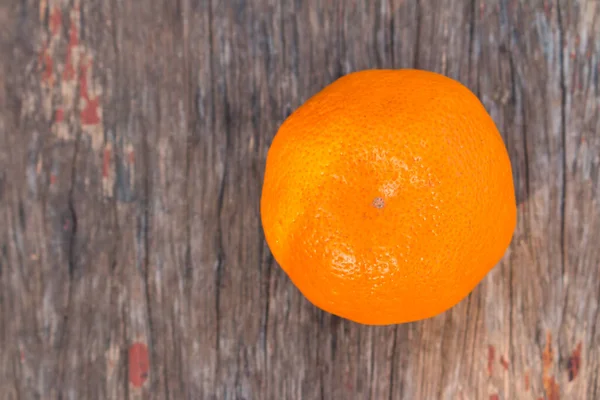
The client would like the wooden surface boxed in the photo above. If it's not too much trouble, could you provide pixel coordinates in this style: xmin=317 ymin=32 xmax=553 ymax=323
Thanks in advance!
xmin=1 ymin=0 xmax=600 ymax=399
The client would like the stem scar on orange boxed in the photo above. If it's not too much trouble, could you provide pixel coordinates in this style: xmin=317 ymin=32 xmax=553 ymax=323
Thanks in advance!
xmin=260 ymin=69 xmax=517 ymax=325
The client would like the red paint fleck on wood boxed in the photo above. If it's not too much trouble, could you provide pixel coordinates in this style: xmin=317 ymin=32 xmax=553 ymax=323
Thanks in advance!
xmin=79 ymin=59 xmax=92 ymax=96
xmin=567 ymin=342 xmax=582 ymax=381
xmin=50 ymin=174 xmax=57 ymax=185
xmin=128 ymin=149 xmax=135 ymax=165
xmin=81 ymin=94 xmax=101 ymax=124
xmin=81 ymin=96 xmax=101 ymax=125
xmin=500 ymin=355 xmax=509 ymax=370
xmin=128 ymin=342 xmax=149 ymax=388
xmin=543 ymin=332 xmax=553 ymax=372
xmin=544 ymin=376 xmax=560 ymax=400
xmin=79 ymin=59 xmax=90 ymax=97
xmin=542 ymin=332 xmax=560 ymax=399
xmin=49 ymin=6 xmax=62 ymax=35
xmin=68 ymin=16 xmax=79 ymax=47
xmin=40 ymin=47 xmax=54 ymax=86
xmin=487 ymin=345 xmax=495 ymax=376
xmin=63 ymin=54 xmax=76 ymax=81
xmin=55 ymin=108 xmax=64 ymax=123
xmin=525 ymin=370 xmax=530 ymax=391
xmin=79 ymin=59 xmax=102 ymax=125
xmin=62 ymin=11 xmax=79 ymax=82
xmin=489 ymin=395 xmax=499 ymax=400
xmin=102 ymin=146 xmax=111 ymax=178
xmin=63 ymin=53 xmax=76 ymax=81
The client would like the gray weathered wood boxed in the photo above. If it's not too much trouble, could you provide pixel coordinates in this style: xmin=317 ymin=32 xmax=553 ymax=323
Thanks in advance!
xmin=1 ymin=0 xmax=599 ymax=399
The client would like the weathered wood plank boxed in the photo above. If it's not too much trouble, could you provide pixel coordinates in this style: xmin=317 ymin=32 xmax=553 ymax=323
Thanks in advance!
xmin=1 ymin=1 xmax=599 ymax=399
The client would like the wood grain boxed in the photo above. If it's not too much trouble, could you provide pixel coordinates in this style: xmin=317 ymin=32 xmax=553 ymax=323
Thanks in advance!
xmin=1 ymin=0 xmax=599 ymax=399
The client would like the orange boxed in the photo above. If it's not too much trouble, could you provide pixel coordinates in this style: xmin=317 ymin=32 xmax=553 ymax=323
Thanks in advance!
xmin=260 ymin=69 xmax=516 ymax=325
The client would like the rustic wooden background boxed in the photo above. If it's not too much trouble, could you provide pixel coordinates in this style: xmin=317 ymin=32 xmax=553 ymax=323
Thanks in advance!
xmin=1 ymin=0 xmax=599 ymax=399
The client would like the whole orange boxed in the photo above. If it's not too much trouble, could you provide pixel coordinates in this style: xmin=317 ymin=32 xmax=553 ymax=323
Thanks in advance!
xmin=260 ymin=69 xmax=516 ymax=325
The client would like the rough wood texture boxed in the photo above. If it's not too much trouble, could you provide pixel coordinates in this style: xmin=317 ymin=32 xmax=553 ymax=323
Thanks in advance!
xmin=1 ymin=0 xmax=599 ymax=399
